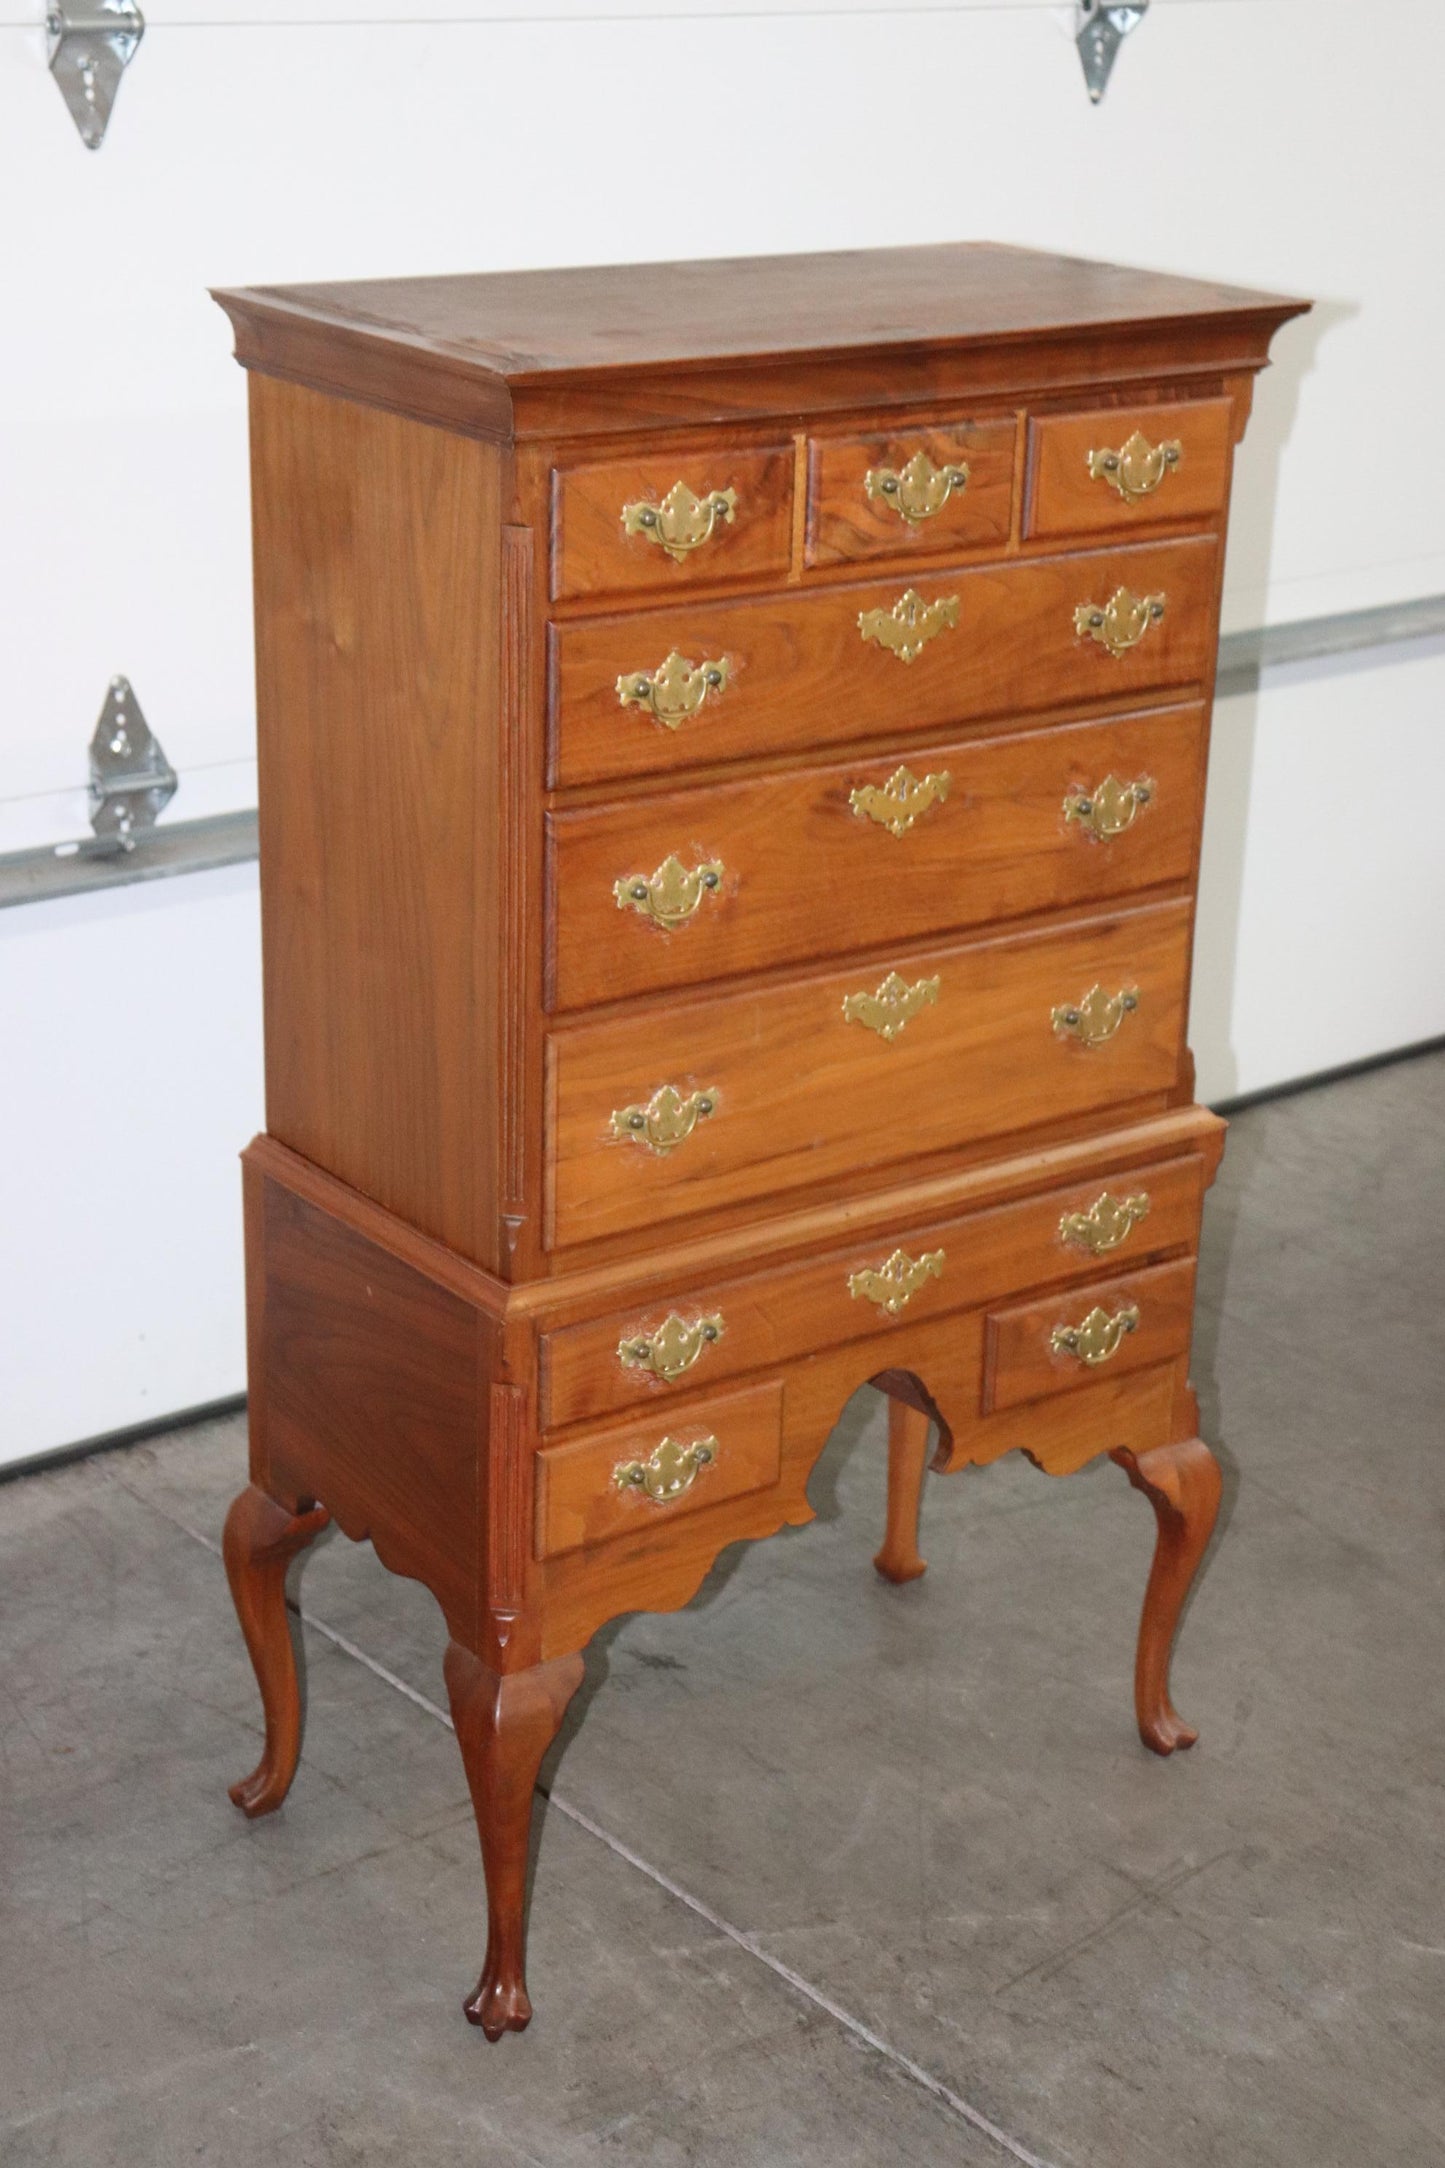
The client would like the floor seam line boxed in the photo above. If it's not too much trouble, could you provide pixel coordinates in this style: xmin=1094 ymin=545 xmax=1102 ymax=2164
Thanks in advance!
xmin=151 ymin=1494 xmax=1066 ymax=2168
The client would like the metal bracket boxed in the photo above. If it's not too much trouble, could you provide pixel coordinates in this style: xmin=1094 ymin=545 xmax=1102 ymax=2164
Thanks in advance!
xmin=46 ymin=0 xmax=144 ymax=150
xmin=1075 ymin=0 xmax=1148 ymax=103
xmin=85 ymin=677 xmax=177 ymax=854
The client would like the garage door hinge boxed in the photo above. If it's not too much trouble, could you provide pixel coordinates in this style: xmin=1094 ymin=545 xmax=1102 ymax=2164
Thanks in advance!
xmin=84 ymin=678 xmax=177 ymax=855
xmin=1075 ymin=1 xmax=1148 ymax=103
xmin=46 ymin=0 xmax=144 ymax=150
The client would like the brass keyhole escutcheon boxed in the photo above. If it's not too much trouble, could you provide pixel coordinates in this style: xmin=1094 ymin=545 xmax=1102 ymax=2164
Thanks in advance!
xmin=847 ymin=1247 xmax=945 ymax=1315
xmin=842 ymin=971 xmax=941 ymax=1042
xmin=858 ymin=588 xmax=960 ymax=664
xmin=848 ymin=765 xmax=952 ymax=838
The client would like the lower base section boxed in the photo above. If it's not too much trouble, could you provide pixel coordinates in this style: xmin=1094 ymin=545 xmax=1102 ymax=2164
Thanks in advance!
xmin=228 ymin=1111 xmax=1226 ymax=2034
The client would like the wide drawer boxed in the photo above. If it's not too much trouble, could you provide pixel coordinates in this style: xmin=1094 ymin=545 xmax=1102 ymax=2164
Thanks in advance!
xmin=805 ymin=417 xmax=1016 ymax=567
xmin=983 ymin=1257 xmax=1197 ymax=1412
xmin=548 ymin=537 xmax=1219 ymax=788
xmin=1026 ymin=399 xmax=1234 ymax=542
xmin=533 ymin=1377 xmax=784 ymax=1559
xmin=547 ymin=704 xmax=1204 ymax=1011
xmin=541 ymin=1150 xmax=1207 ymax=1430
xmin=551 ymin=443 xmax=794 ymax=603
xmin=545 ymin=899 xmax=1192 ymax=1248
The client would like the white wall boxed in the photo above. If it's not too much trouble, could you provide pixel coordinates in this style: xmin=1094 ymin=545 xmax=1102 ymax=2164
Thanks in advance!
xmin=2 ymin=0 xmax=1442 ymax=1459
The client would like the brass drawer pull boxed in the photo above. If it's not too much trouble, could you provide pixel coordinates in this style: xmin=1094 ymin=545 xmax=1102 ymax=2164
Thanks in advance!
xmin=622 ymin=481 xmax=738 ymax=562
xmin=865 ymin=450 xmax=970 ymax=524
xmin=616 ymin=650 xmax=729 ymax=730
xmin=849 ymin=764 xmax=952 ymax=837
xmin=1087 ymin=431 xmax=1182 ymax=503
xmin=614 ymin=855 xmax=724 ymax=929
xmin=1063 ymin=773 xmax=1153 ymax=840
xmin=618 ymin=1312 xmax=725 ymax=1383
xmin=1050 ymin=1302 xmax=1140 ymax=1366
xmin=611 ymin=1084 xmax=717 ymax=1154
xmin=842 ymin=970 xmax=940 ymax=1042
xmin=1074 ymin=587 xmax=1166 ymax=658
xmin=1059 ymin=1191 xmax=1150 ymax=1255
xmin=1052 ymin=984 xmax=1140 ymax=1048
xmin=613 ymin=1433 xmax=717 ymax=1503
xmin=848 ymin=1246 xmax=945 ymax=1315
xmin=858 ymin=587 xmax=960 ymax=663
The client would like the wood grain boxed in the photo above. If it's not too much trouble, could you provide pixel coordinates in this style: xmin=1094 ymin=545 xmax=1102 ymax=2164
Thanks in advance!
xmin=535 ymin=1378 xmax=784 ymax=1560
xmin=214 ymin=245 xmax=1306 ymax=441
xmin=548 ymin=704 xmax=1206 ymax=1010
xmin=548 ymin=537 xmax=1220 ymax=788
xmin=1027 ymin=398 xmax=1235 ymax=541
xmin=551 ymin=443 xmax=793 ymax=602
xmin=541 ymin=1148 xmax=1207 ymax=1431
xmin=257 ymin=1166 xmax=483 ymax=1646
xmin=806 ymin=417 xmax=1016 ymax=567
xmin=982 ymin=1256 xmax=1198 ymax=1414
xmin=546 ymin=901 xmax=1193 ymax=1248
xmin=249 ymin=374 xmax=503 ymax=1269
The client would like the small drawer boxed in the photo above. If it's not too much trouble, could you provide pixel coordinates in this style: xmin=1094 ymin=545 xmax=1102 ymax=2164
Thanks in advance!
xmin=547 ymin=704 xmax=1205 ymax=1011
xmin=540 ymin=1146 xmax=1209 ymax=1430
xmin=1026 ymin=399 xmax=1234 ymax=542
xmin=551 ymin=444 xmax=794 ymax=603
xmin=545 ymin=899 xmax=1192 ymax=1249
xmin=806 ymin=419 xmax=1015 ymax=567
xmin=983 ymin=1256 xmax=1196 ymax=1414
xmin=549 ymin=536 xmax=1220 ymax=789
xmin=534 ymin=1378 xmax=784 ymax=1560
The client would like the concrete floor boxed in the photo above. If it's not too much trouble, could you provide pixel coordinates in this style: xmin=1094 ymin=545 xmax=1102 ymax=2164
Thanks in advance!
xmin=3 ymin=1050 xmax=1443 ymax=2167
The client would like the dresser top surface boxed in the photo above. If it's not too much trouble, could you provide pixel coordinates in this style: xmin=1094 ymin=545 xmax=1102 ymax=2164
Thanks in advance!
xmin=217 ymin=243 xmax=1304 ymax=383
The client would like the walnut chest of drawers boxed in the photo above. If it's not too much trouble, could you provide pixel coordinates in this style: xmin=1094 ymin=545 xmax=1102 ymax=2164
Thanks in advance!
xmin=212 ymin=244 xmax=1307 ymax=2037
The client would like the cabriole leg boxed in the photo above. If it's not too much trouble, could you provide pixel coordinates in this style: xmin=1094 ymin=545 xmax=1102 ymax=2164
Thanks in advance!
xmin=222 ymin=1483 xmax=331 ymax=1816
xmin=1112 ymin=1437 xmax=1223 ymax=1756
xmin=443 ymin=1643 xmax=586 ymax=2040
xmin=874 ymin=1396 xmax=932 ymax=1584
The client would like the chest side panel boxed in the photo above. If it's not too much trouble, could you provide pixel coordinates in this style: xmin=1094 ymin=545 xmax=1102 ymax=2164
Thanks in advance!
xmin=249 ymin=375 xmax=505 ymax=1268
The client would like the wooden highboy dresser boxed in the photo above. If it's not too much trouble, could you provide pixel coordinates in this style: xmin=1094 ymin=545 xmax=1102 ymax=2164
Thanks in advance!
xmin=213 ymin=246 xmax=1306 ymax=2037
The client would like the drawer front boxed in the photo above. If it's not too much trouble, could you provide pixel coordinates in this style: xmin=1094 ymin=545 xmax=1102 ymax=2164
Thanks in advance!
xmin=806 ymin=418 xmax=1016 ymax=567
xmin=1026 ymin=399 xmax=1234 ymax=542
xmin=551 ymin=444 xmax=794 ymax=603
xmin=542 ymin=1150 xmax=1207 ymax=1430
xmin=983 ymin=1257 xmax=1197 ymax=1413
xmin=548 ymin=705 xmax=1204 ymax=1011
xmin=549 ymin=537 xmax=1219 ymax=787
xmin=546 ymin=900 xmax=1191 ymax=1248
xmin=534 ymin=1377 xmax=784 ymax=1559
